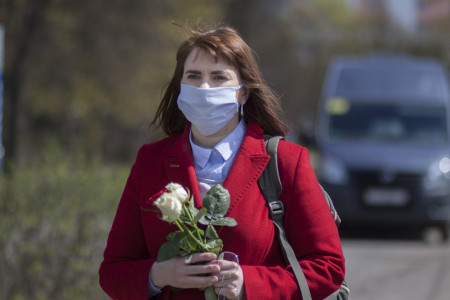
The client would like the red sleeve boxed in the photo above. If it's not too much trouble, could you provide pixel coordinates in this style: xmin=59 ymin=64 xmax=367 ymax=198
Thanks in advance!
xmin=99 ymin=146 xmax=154 ymax=300
xmin=242 ymin=143 xmax=345 ymax=300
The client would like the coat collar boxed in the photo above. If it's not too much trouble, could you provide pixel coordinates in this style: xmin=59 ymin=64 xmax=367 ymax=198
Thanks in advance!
xmin=163 ymin=121 xmax=270 ymax=210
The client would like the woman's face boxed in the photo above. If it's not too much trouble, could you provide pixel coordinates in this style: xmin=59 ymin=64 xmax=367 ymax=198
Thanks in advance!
xmin=180 ymin=47 xmax=248 ymax=147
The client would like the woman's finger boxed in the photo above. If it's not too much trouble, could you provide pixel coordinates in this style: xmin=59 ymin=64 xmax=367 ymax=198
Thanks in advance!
xmin=184 ymin=252 xmax=217 ymax=265
xmin=214 ymin=265 xmax=244 ymax=299
xmin=215 ymin=284 xmax=239 ymax=299
xmin=217 ymin=259 xmax=239 ymax=271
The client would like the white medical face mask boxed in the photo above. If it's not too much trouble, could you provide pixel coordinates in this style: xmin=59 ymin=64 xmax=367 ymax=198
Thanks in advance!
xmin=177 ymin=83 xmax=244 ymax=136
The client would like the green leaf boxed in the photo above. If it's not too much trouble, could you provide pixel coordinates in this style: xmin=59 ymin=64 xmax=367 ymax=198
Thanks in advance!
xmin=205 ymin=238 xmax=222 ymax=253
xmin=165 ymin=231 xmax=176 ymax=242
xmin=198 ymin=215 xmax=209 ymax=225
xmin=210 ymin=217 xmax=238 ymax=227
xmin=196 ymin=227 xmax=205 ymax=237
xmin=203 ymin=184 xmax=231 ymax=219
xmin=167 ymin=231 xmax=186 ymax=241
xmin=205 ymin=286 xmax=217 ymax=300
xmin=193 ymin=207 xmax=207 ymax=224
xmin=187 ymin=202 xmax=199 ymax=218
xmin=205 ymin=225 xmax=219 ymax=239
xmin=157 ymin=239 xmax=181 ymax=262
xmin=180 ymin=235 xmax=196 ymax=252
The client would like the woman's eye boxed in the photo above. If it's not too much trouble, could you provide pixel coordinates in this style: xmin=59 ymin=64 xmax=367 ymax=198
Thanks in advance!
xmin=186 ymin=74 xmax=200 ymax=80
xmin=214 ymin=75 xmax=228 ymax=81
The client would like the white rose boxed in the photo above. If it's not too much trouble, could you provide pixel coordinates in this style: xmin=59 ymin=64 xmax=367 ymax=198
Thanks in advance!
xmin=165 ymin=183 xmax=188 ymax=204
xmin=154 ymin=192 xmax=183 ymax=223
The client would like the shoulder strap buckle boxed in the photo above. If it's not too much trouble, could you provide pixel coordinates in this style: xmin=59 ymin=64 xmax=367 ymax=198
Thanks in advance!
xmin=268 ymin=200 xmax=284 ymax=219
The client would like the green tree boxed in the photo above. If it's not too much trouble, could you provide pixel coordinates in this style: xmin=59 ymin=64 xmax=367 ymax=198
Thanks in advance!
xmin=0 ymin=0 xmax=226 ymax=165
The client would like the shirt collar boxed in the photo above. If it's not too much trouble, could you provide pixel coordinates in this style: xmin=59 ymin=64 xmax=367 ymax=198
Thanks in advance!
xmin=190 ymin=120 xmax=247 ymax=168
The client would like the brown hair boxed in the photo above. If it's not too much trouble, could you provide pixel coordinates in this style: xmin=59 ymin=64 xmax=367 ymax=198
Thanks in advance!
xmin=152 ymin=25 xmax=288 ymax=137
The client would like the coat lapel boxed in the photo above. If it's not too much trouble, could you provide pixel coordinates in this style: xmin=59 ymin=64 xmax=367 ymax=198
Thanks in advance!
xmin=223 ymin=122 xmax=270 ymax=215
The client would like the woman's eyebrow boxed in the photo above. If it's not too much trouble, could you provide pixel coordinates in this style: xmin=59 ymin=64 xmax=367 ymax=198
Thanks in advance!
xmin=184 ymin=70 xmax=230 ymax=75
xmin=211 ymin=70 xmax=228 ymax=75
xmin=184 ymin=70 xmax=201 ymax=74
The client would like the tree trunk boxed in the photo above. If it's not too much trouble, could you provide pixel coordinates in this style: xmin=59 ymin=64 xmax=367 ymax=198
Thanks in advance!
xmin=1 ymin=0 xmax=50 ymax=172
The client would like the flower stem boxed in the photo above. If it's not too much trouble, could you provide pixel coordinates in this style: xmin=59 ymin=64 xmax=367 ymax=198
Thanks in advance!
xmin=183 ymin=203 xmax=203 ymax=241
xmin=187 ymin=206 xmax=203 ymax=240
xmin=174 ymin=220 xmax=184 ymax=232
xmin=183 ymin=205 xmax=194 ymax=222
xmin=180 ymin=222 xmax=209 ymax=252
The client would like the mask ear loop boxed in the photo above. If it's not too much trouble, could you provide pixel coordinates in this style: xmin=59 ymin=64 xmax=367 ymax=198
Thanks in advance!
xmin=238 ymin=83 xmax=247 ymax=120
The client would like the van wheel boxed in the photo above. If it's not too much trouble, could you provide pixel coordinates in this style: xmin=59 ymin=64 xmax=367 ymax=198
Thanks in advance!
xmin=422 ymin=226 xmax=449 ymax=244
xmin=422 ymin=227 xmax=444 ymax=244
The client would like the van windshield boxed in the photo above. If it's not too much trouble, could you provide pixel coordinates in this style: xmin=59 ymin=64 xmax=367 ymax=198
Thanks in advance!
xmin=328 ymin=102 xmax=448 ymax=144
xmin=335 ymin=68 xmax=445 ymax=100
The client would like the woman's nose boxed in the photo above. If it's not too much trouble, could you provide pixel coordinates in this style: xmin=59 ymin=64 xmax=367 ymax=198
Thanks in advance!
xmin=199 ymin=81 xmax=211 ymax=89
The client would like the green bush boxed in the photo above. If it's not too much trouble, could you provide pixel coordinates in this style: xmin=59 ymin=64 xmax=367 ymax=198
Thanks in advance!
xmin=0 ymin=147 xmax=130 ymax=300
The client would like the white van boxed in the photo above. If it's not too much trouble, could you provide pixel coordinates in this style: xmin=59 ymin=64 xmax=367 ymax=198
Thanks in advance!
xmin=315 ymin=54 xmax=450 ymax=240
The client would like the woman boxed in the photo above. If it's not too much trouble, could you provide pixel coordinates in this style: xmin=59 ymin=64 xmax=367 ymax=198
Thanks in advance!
xmin=99 ymin=25 xmax=345 ymax=300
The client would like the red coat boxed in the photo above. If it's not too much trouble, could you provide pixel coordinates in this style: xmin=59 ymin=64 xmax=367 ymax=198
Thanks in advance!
xmin=99 ymin=121 xmax=345 ymax=300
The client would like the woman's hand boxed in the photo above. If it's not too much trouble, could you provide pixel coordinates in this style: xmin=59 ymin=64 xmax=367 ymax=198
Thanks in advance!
xmin=150 ymin=252 xmax=220 ymax=289
xmin=213 ymin=260 xmax=246 ymax=300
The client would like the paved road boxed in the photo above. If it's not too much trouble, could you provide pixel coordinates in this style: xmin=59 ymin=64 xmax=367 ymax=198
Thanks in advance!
xmin=341 ymin=235 xmax=450 ymax=300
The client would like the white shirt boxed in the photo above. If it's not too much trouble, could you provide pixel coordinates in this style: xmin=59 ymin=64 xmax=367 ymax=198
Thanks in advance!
xmin=190 ymin=119 xmax=247 ymax=199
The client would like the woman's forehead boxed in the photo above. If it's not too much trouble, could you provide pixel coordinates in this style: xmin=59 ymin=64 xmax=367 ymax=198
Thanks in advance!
xmin=186 ymin=47 xmax=230 ymax=67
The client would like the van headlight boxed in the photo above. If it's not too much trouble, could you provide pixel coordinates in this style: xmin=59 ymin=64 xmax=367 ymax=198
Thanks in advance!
xmin=318 ymin=156 xmax=349 ymax=185
xmin=423 ymin=157 xmax=450 ymax=196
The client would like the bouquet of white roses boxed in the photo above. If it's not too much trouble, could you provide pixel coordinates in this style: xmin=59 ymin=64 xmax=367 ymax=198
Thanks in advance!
xmin=150 ymin=182 xmax=237 ymax=262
